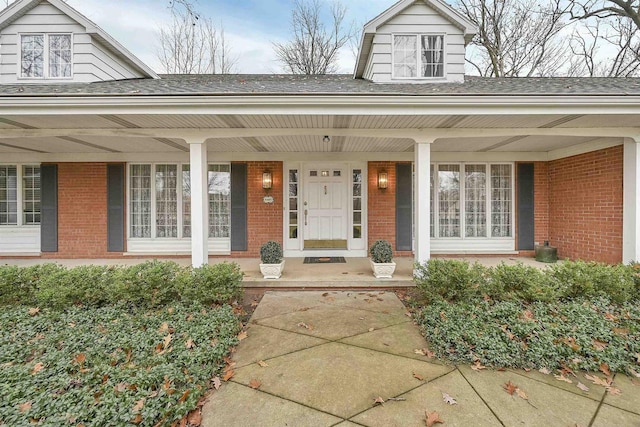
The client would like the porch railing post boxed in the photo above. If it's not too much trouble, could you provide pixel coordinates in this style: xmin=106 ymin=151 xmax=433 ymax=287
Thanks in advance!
xmin=414 ymin=139 xmax=434 ymax=266
xmin=188 ymin=139 xmax=209 ymax=267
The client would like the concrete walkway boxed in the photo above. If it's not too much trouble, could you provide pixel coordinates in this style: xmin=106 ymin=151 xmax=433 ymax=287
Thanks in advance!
xmin=201 ymin=291 xmax=640 ymax=427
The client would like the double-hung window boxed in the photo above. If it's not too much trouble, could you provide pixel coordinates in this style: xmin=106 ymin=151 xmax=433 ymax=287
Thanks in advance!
xmin=21 ymin=34 xmax=72 ymax=79
xmin=0 ymin=165 xmax=41 ymax=227
xmin=430 ymin=163 xmax=512 ymax=239
xmin=129 ymin=163 xmax=230 ymax=240
xmin=393 ymin=34 xmax=444 ymax=79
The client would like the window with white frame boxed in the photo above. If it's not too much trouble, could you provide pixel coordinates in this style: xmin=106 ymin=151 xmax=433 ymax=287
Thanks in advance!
xmin=430 ymin=163 xmax=513 ymax=239
xmin=129 ymin=163 xmax=230 ymax=240
xmin=393 ymin=34 xmax=444 ymax=79
xmin=21 ymin=34 xmax=72 ymax=78
xmin=0 ymin=165 xmax=40 ymax=226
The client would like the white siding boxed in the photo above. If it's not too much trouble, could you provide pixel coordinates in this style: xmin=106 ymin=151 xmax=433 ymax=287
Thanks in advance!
xmin=0 ymin=1 xmax=144 ymax=83
xmin=0 ymin=227 xmax=40 ymax=254
xmin=363 ymin=2 xmax=466 ymax=83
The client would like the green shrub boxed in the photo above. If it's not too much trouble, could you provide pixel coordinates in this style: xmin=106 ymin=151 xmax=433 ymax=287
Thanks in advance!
xmin=260 ymin=241 xmax=283 ymax=264
xmin=548 ymin=261 xmax=635 ymax=303
xmin=628 ymin=262 xmax=640 ymax=300
xmin=369 ymin=240 xmax=393 ymax=263
xmin=36 ymin=265 xmax=116 ymax=310
xmin=112 ymin=261 xmax=184 ymax=308
xmin=414 ymin=259 xmax=487 ymax=303
xmin=0 ymin=263 xmax=62 ymax=305
xmin=180 ymin=262 xmax=243 ymax=305
xmin=486 ymin=262 xmax=557 ymax=302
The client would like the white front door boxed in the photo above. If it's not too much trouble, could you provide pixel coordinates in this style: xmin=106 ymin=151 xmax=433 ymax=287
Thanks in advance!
xmin=303 ymin=167 xmax=348 ymax=248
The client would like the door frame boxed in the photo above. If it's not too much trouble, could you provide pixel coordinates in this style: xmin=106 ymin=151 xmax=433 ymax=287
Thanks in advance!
xmin=283 ymin=161 xmax=368 ymax=257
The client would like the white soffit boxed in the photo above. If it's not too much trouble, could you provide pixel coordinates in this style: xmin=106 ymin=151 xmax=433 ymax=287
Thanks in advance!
xmin=114 ymin=115 xmax=232 ymax=129
xmin=2 ymin=115 xmax=124 ymax=129
xmin=554 ymin=114 xmax=640 ymax=128
xmin=80 ymin=136 xmax=186 ymax=153
xmin=0 ymin=137 xmax=107 ymax=153
xmin=432 ymin=137 xmax=511 ymax=152
xmin=342 ymin=136 xmax=414 ymax=152
xmin=206 ymin=138 xmax=264 ymax=152
xmin=493 ymin=135 xmax=596 ymax=152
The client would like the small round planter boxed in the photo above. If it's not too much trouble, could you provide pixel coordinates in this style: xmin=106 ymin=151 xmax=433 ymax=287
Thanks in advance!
xmin=370 ymin=259 xmax=396 ymax=279
xmin=259 ymin=260 xmax=285 ymax=279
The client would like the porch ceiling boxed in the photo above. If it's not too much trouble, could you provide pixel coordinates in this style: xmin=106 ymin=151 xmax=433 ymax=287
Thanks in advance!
xmin=0 ymin=112 xmax=637 ymax=154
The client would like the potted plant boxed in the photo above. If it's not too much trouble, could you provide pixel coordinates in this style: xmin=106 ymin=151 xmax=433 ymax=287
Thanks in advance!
xmin=259 ymin=241 xmax=285 ymax=279
xmin=369 ymin=240 xmax=396 ymax=279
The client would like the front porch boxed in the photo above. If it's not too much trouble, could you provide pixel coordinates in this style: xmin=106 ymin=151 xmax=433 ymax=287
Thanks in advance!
xmin=0 ymin=256 xmax=551 ymax=289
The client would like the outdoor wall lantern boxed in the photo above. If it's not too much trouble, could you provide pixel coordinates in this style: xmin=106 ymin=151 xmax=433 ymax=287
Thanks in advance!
xmin=378 ymin=171 xmax=388 ymax=189
xmin=262 ymin=171 xmax=273 ymax=190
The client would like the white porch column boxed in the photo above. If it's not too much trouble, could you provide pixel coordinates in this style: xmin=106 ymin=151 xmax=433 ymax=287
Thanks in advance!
xmin=623 ymin=137 xmax=640 ymax=263
xmin=188 ymin=140 xmax=209 ymax=267
xmin=414 ymin=139 xmax=434 ymax=265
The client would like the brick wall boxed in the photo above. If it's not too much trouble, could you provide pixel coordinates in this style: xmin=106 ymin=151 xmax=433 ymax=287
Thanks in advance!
xmin=367 ymin=162 xmax=413 ymax=257
xmin=230 ymin=161 xmax=283 ymax=257
xmin=42 ymin=163 xmax=116 ymax=259
xmin=547 ymin=146 xmax=623 ymax=263
xmin=533 ymin=161 xmax=550 ymax=245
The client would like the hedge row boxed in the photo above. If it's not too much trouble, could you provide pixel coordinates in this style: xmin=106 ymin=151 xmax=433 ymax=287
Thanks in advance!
xmin=415 ymin=259 xmax=640 ymax=304
xmin=0 ymin=261 xmax=243 ymax=310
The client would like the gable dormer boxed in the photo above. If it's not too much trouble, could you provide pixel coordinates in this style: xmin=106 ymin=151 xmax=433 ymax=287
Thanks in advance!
xmin=0 ymin=0 xmax=157 ymax=84
xmin=354 ymin=0 xmax=477 ymax=83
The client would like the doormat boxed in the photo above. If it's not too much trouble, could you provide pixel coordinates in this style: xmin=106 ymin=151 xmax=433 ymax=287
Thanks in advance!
xmin=304 ymin=257 xmax=347 ymax=264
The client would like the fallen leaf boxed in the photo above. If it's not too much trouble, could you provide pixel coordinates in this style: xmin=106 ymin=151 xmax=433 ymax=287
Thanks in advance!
xmin=413 ymin=372 xmax=424 ymax=381
xmin=636 ymin=353 xmax=640 ymax=364
xmin=522 ymin=309 xmax=535 ymax=321
xmin=298 ymin=307 xmax=310 ymax=312
xmin=604 ymin=312 xmax=617 ymax=321
xmin=554 ymin=374 xmax=573 ymax=384
xmin=187 ymin=410 xmax=202 ymax=425
xmin=628 ymin=367 xmax=640 ymax=378
xmin=74 ymin=353 xmax=86 ymax=365
xmin=539 ymin=367 xmax=551 ymax=375
xmin=373 ymin=396 xmax=385 ymax=406
xmin=425 ymin=411 xmax=444 ymax=427
xmin=599 ymin=363 xmax=612 ymax=377
xmin=368 ymin=328 xmax=375 ymax=332
xmin=237 ymin=331 xmax=248 ymax=341
xmin=19 ymin=402 xmax=32 ymax=413
xmin=163 ymin=334 xmax=172 ymax=349
xmin=222 ymin=370 xmax=235 ymax=382
xmin=31 ymin=362 xmax=44 ymax=375
xmin=607 ymin=387 xmax=621 ymax=396
xmin=178 ymin=390 xmax=190 ymax=403
xmin=322 ymin=292 xmax=329 ymax=297
xmin=257 ymin=360 xmax=268 ymax=367
xmin=592 ymin=339 xmax=608 ymax=351
xmin=212 ymin=377 xmax=222 ymax=390
xmin=131 ymin=414 xmax=143 ymax=425
xmin=249 ymin=379 xmax=262 ymax=389
xmin=516 ymin=389 xmax=528 ymax=400
xmin=132 ymin=398 xmax=145 ymax=412
xmin=442 ymin=392 xmax=457 ymax=405
xmin=471 ymin=361 xmax=486 ymax=371
xmin=185 ymin=339 xmax=195 ymax=349
xmin=503 ymin=381 xmax=518 ymax=395
xmin=250 ymin=300 xmax=259 ymax=307
xmin=297 ymin=322 xmax=314 ymax=331
xmin=585 ymin=374 xmax=611 ymax=388
xmin=612 ymin=327 xmax=629 ymax=336
xmin=28 ymin=307 xmax=40 ymax=316
xmin=577 ymin=382 xmax=590 ymax=392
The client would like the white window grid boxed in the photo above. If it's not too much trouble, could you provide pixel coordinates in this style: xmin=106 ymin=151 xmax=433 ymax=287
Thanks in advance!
xmin=207 ymin=164 xmax=231 ymax=238
xmin=22 ymin=166 xmax=41 ymax=225
xmin=0 ymin=164 xmax=40 ymax=227
xmin=288 ymin=169 xmax=299 ymax=239
xmin=19 ymin=33 xmax=72 ymax=79
xmin=430 ymin=162 xmax=514 ymax=240
xmin=392 ymin=33 xmax=446 ymax=80
xmin=464 ymin=164 xmax=487 ymax=238
xmin=128 ymin=162 xmax=230 ymax=240
xmin=352 ymin=169 xmax=363 ymax=239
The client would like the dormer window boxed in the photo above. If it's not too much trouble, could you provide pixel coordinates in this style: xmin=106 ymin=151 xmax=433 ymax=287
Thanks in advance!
xmin=393 ymin=34 xmax=444 ymax=79
xmin=20 ymin=34 xmax=72 ymax=79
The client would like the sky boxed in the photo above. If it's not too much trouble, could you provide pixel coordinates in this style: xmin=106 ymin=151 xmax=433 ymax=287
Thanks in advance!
xmin=64 ymin=0 xmax=397 ymax=74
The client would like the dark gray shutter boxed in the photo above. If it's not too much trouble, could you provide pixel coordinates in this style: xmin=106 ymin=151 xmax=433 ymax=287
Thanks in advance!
xmin=230 ymin=163 xmax=248 ymax=251
xmin=396 ymin=163 xmax=413 ymax=251
xmin=517 ymin=163 xmax=535 ymax=250
xmin=107 ymin=164 xmax=125 ymax=252
xmin=40 ymin=164 xmax=58 ymax=252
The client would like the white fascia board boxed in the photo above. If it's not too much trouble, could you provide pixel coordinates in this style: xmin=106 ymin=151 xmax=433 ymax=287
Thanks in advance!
xmin=1 ymin=95 xmax=640 ymax=116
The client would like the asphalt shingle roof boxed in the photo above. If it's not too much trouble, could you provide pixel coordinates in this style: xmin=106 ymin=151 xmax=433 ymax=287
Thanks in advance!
xmin=1 ymin=74 xmax=640 ymax=96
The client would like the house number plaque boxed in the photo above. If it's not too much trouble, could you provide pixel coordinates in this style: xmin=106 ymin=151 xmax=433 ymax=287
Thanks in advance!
xmin=263 ymin=196 xmax=274 ymax=204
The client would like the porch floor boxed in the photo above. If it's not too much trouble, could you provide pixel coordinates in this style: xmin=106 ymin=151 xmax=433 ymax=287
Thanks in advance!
xmin=1 ymin=256 xmax=551 ymax=289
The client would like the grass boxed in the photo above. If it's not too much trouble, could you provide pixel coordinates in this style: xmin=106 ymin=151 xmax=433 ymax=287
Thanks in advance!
xmin=0 ymin=303 xmax=241 ymax=426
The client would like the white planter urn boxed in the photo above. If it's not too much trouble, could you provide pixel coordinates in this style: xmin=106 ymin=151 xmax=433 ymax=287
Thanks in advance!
xmin=260 ymin=260 xmax=285 ymax=279
xmin=370 ymin=259 xmax=396 ymax=279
